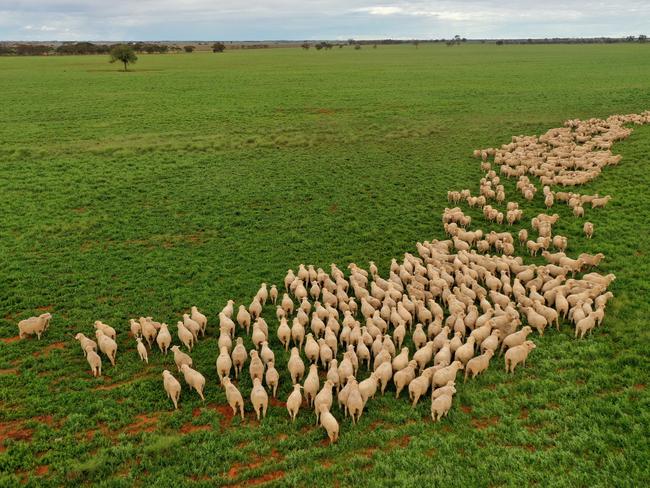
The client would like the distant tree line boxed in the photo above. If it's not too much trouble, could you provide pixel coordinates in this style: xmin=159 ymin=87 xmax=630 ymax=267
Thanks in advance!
xmin=0 ymin=35 xmax=646 ymax=56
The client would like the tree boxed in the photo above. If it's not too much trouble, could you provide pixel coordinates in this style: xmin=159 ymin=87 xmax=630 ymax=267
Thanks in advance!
xmin=413 ymin=40 xmax=420 ymax=48
xmin=212 ymin=42 xmax=226 ymax=53
xmin=496 ymin=40 xmax=504 ymax=46
xmin=301 ymin=42 xmax=310 ymax=50
xmin=639 ymin=35 xmax=648 ymax=43
xmin=354 ymin=44 xmax=361 ymax=50
xmin=109 ymin=44 xmax=137 ymax=71
xmin=184 ymin=45 xmax=195 ymax=53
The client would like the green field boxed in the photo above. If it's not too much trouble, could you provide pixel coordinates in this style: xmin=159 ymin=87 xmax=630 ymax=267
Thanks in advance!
xmin=1 ymin=44 xmax=649 ymax=487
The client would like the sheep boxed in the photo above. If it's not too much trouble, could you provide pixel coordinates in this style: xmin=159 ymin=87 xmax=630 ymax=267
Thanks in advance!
xmin=140 ymin=318 xmax=157 ymax=348
xmin=190 ymin=306 xmax=207 ymax=337
xmin=583 ymin=221 xmax=594 ymax=238
xmin=265 ymin=360 xmax=279 ymax=397
xmin=291 ymin=319 xmax=305 ymax=351
xmin=162 ymin=370 xmax=181 ymax=409
xmin=156 ymin=323 xmax=172 ymax=354
xmin=129 ymin=319 xmax=141 ymax=338
xmin=287 ymin=347 xmax=305 ymax=384
xmin=74 ymin=333 xmax=97 ymax=357
xmin=94 ymin=321 xmax=116 ymax=340
xmin=431 ymin=391 xmax=454 ymax=422
xmin=358 ymin=372 xmax=378 ymax=406
xmin=85 ymin=346 xmax=102 ymax=377
xmin=237 ymin=305 xmax=251 ymax=333
xmin=95 ymin=330 xmax=117 ymax=367
xmin=345 ymin=378 xmax=364 ymax=424
xmin=500 ymin=326 xmax=533 ymax=354
xmin=260 ymin=341 xmax=275 ymax=366
xmin=393 ymin=360 xmax=418 ymax=399
xmin=318 ymin=405 xmax=339 ymax=444
xmin=177 ymin=321 xmax=194 ymax=351
xmin=304 ymin=364 xmax=320 ymax=407
xmin=18 ymin=313 xmax=52 ymax=340
xmin=250 ymin=377 xmax=269 ymax=420
xmin=136 ymin=337 xmax=148 ymax=364
xmin=575 ymin=313 xmax=597 ymax=339
xmin=270 ymin=284 xmax=278 ymax=305
xmin=432 ymin=361 xmax=464 ymax=387
xmin=216 ymin=346 xmax=232 ymax=379
xmin=222 ymin=377 xmax=245 ymax=420
xmin=314 ymin=380 xmax=335 ymax=424
xmin=231 ymin=338 xmax=248 ymax=378
xmin=504 ymin=341 xmax=536 ymax=373
xmin=464 ymin=350 xmax=494 ymax=381
xmin=286 ymin=384 xmax=303 ymax=421
xmin=408 ymin=368 xmax=434 ymax=407
xmin=277 ymin=318 xmax=291 ymax=350
xmin=375 ymin=361 xmax=393 ymax=394
xmin=454 ymin=337 xmax=475 ymax=365
xmin=171 ymin=345 xmax=193 ymax=372
xmin=249 ymin=350 xmax=264 ymax=383
xmin=180 ymin=364 xmax=206 ymax=401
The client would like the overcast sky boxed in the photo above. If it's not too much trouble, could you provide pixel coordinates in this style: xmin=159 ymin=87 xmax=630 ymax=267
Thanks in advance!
xmin=1 ymin=1 xmax=648 ymax=41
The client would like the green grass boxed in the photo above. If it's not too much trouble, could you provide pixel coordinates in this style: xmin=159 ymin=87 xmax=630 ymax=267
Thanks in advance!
xmin=0 ymin=44 xmax=649 ymax=487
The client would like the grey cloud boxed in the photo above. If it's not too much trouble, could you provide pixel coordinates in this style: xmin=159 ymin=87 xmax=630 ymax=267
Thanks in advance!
xmin=0 ymin=1 xmax=648 ymax=40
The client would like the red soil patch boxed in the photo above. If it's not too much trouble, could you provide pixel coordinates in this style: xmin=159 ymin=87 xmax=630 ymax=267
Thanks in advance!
xmin=0 ymin=421 xmax=33 ymax=446
xmin=268 ymin=398 xmax=286 ymax=408
xmin=35 ymin=465 xmax=49 ymax=476
xmin=33 ymin=342 xmax=65 ymax=357
xmin=522 ymin=444 xmax=537 ymax=452
xmin=1 ymin=336 xmax=21 ymax=344
xmin=0 ymin=368 xmax=19 ymax=375
xmin=389 ymin=435 xmax=411 ymax=448
xmin=72 ymin=207 xmax=86 ymax=213
xmin=94 ymin=378 xmax=135 ymax=391
xmin=36 ymin=305 xmax=53 ymax=312
xmin=361 ymin=447 xmax=377 ymax=458
xmin=236 ymin=470 xmax=285 ymax=487
xmin=472 ymin=416 xmax=500 ymax=430
xmin=192 ymin=407 xmax=202 ymax=417
xmin=208 ymin=403 xmax=240 ymax=428
xmin=180 ymin=423 xmax=211 ymax=434
xmin=320 ymin=459 xmax=333 ymax=468
xmin=519 ymin=408 xmax=529 ymax=419
xmin=124 ymin=413 xmax=160 ymax=434
xmin=633 ymin=384 xmax=645 ymax=391
xmin=460 ymin=405 xmax=473 ymax=414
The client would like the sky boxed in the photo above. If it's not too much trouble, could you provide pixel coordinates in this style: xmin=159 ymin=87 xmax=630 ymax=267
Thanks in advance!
xmin=0 ymin=0 xmax=649 ymax=41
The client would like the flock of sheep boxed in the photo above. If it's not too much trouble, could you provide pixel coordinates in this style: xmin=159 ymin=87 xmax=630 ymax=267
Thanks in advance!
xmin=15 ymin=111 xmax=650 ymax=444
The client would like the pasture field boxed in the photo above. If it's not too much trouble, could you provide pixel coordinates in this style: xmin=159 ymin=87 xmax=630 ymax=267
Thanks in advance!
xmin=1 ymin=44 xmax=649 ymax=487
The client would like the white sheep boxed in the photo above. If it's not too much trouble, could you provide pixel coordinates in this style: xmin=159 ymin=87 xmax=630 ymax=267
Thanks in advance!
xmin=136 ymin=337 xmax=148 ymax=364
xmin=162 ymin=370 xmax=181 ymax=409
xmin=18 ymin=313 xmax=52 ymax=340
xmin=180 ymin=364 xmax=206 ymax=401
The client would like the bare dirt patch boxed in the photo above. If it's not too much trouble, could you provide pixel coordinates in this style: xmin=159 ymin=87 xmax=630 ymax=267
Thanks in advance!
xmin=389 ymin=435 xmax=411 ymax=448
xmin=519 ymin=408 xmax=529 ymax=419
xmin=0 ymin=420 xmax=34 ymax=447
xmin=472 ymin=416 xmax=500 ymax=430
xmin=33 ymin=341 xmax=65 ymax=357
xmin=233 ymin=470 xmax=285 ymax=487
xmin=0 ymin=368 xmax=19 ymax=375
xmin=123 ymin=413 xmax=160 ymax=434
xmin=461 ymin=405 xmax=473 ymax=414
xmin=35 ymin=465 xmax=50 ymax=476
xmin=1 ymin=336 xmax=21 ymax=344
xmin=633 ymin=384 xmax=645 ymax=391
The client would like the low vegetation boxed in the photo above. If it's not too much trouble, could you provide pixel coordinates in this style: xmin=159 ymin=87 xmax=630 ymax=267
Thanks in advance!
xmin=0 ymin=44 xmax=649 ymax=486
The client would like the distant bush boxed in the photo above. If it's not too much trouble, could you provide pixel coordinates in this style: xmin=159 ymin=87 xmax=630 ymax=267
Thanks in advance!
xmin=354 ymin=44 xmax=361 ymax=50
xmin=212 ymin=42 xmax=226 ymax=53
xmin=184 ymin=45 xmax=195 ymax=53
xmin=109 ymin=44 xmax=138 ymax=71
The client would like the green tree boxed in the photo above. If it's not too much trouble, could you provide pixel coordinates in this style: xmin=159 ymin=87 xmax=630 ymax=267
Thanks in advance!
xmin=212 ymin=42 xmax=226 ymax=53
xmin=109 ymin=44 xmax=137 ymax=71
xmin=184 ymin=45 xmax=195 ymax=53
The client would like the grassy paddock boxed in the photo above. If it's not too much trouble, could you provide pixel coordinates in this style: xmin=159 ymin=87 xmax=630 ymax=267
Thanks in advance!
xmin=0 ymin=44 xmax=649 ymax=486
